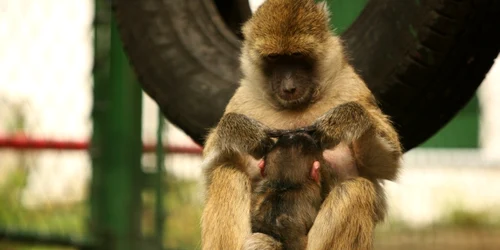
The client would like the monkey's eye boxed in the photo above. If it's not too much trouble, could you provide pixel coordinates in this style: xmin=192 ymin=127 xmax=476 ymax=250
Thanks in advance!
xmin=266 ymin=53 xmax=280 ymax=61
xmin=291 ymin=52 xmax=304 ymax=58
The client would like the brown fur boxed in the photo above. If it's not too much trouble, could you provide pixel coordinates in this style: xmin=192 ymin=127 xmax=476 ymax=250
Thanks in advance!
xmin=244 ymin=233 xmax=283 ymax=250
xmin=201 ymin=0 xmax=402 ymax=249
xmin=242 ymin=0 xmax=330 ymax=56
xmin=248 ymin=133 xmax=337 ymax=250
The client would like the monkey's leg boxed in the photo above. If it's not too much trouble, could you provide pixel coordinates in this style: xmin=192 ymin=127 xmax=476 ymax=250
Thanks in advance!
xmin=243 ymin=233 xmax=283 ymax=250
xmin=201 ymin=113 xmax=273 ymax=249
xmin=201 ymin=165 xmax=252 ymax=250
xmin=323 ymin=142 xmax=388 ymax=222
xmin=352 ymin=120 xmax=401 ymax=181
xmin=306 ymin=178 xmax=383 ymax=250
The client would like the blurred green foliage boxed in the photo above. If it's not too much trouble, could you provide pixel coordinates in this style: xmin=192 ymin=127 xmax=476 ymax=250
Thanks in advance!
xmin=0 ymin=168 xmax=85 ymax=250
xmin=443 ymin=207 xmax=500 ymax=229
xmin=141 ymin=175 xmax=202 ymax=249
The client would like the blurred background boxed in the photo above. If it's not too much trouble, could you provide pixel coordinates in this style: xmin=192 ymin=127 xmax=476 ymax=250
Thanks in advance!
xmin=0 ymin=0 xmax=499 ymax=249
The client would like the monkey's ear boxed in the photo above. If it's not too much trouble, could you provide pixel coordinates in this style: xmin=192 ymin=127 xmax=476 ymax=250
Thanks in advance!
xmin=316 ymin=1 xmax=331 ymax=23
xmin=311 ymin=161 xmax=320 ymax=183
xmin=258 ymin=159 xmax=266 ymax=177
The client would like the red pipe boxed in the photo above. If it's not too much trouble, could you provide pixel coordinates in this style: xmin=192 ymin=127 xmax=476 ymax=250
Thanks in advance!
xmin=0 ymin=135 xmax=203 ymax=155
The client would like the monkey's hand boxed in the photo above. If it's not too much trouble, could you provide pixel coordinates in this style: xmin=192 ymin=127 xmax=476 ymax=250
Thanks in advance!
xmin=213 ymin=112 xmax=275 ymax=159
xmin=266 ymin=126 xmax=316 ymax=138
xmin=313 ymin=102 xmax=373 ymax=148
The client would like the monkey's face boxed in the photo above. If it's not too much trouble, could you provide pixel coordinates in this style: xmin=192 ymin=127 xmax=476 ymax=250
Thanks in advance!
xmin=240 ymin=0 xmax=332 ymax=110
xmin=262 ymin=54 xmax=318 ymax=109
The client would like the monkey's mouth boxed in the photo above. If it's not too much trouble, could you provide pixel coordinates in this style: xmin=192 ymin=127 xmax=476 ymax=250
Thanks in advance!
xmin=276 ymin=88 xmax=313 ymax=109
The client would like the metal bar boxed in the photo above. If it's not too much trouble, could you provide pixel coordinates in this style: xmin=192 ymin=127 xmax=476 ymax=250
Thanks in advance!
xmin=0 ymin=136 xmax=202 ymax=154
xmin=90 ymin=1 xmax=144 ymax=249
xmin=0 ymin=229 xmax=93 ymax=249
xmin=155 ymin=110 xmax=166 ymax=247
xmin=0 ymin=136 xmax=87 ymax=150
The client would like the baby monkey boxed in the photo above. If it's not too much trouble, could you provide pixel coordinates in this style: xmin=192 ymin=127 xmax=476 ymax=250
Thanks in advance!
xmin=247 ymin=131 xmax=337 ymax=250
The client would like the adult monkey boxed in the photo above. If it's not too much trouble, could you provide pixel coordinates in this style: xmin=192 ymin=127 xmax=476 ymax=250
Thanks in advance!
xmin=201 ymin=0 xmax=402 ymax=249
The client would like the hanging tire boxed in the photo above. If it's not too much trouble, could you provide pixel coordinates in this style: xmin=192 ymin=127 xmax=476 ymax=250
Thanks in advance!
xmin=112 ymin=0 xmax=500 ymax=151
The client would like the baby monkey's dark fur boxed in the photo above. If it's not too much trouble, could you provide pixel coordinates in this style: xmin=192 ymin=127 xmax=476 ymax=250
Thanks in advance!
xmin=250 ymin=132 xmax=337 ymax=250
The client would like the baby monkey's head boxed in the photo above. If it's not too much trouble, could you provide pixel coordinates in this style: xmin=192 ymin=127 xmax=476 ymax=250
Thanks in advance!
xmin=259 ymin=132 xmax=324 ymax=185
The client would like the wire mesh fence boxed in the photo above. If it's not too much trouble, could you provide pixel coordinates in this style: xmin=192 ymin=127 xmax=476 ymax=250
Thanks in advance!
xmin=0 ymin=1 xmax=93 ymax=249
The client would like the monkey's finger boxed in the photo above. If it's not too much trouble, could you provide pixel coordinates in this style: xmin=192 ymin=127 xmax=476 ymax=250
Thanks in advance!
xmin=295 ymin=125 xmax=316 ymax=134
xmin=265 ymin=129 xmax=300 ymax=137
xmin=258 ymin=159 xmax=266 ymax=177
xmin=265 ymin=129 xmax=286 ymax=137
xmin=266 ymin=126 xmax=317 ymax=138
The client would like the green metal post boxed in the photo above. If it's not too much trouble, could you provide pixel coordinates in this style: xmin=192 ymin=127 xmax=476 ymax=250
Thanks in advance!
xmin=91 ymin=1 xmax=144 ymax=249
xmin=155 ymin=111 xmax=166 ymax=246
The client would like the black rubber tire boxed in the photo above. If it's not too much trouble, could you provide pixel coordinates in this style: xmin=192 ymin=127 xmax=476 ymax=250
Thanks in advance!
xmin=112 ymin=0 xmax=500 ymax=151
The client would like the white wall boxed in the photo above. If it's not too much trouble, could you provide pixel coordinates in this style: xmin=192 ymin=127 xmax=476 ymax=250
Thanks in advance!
xmin=249 ymin=0 xmax=266 ymax=12
xmin=479 ymin=57 xmax=500 ymax=164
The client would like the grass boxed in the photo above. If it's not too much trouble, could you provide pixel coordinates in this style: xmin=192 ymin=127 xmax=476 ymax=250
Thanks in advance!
xmin=0 ymin=242 xmax=74 ymax=250
xmin=141 ymin=174 xmax=203 ymax=249
xmin=374 ymin=207 xmax=500 ymax=250
xmin=0 ymin=168 xmax=85 ymax=250
xmin=442 ymin=208 xmax=500 ymax=228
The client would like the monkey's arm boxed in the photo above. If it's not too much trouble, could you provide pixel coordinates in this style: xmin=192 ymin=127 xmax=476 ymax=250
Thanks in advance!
xmin=203 ymin=112 xmax=274 ymax=162
xmin=201 ymin=112 xmax=273 ymax=250
xmin=314 ymin=101 xmax=402 ymax=180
